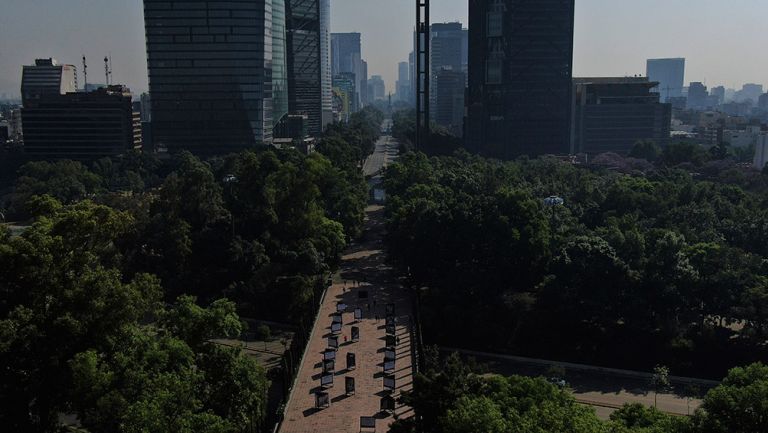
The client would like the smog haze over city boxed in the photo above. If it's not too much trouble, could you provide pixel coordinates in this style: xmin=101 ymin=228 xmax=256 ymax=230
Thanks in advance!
xmin=0 ymin=0 xmax=767 ymax=97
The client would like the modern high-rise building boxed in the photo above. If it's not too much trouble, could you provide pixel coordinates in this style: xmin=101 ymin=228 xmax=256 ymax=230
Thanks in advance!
xmin=430 ymin=22 xmax=465 ymax=128
xmin=331 ymin=32 xmax=363 ymax=110
xmin=434 ymin=69 xmax=466 ymax=136
xmin=319 ymin=0 xmax=332 ymax=128
xmin=143 ymin=0 xmax=273 ymax=155
xmin=286 ymin=0 xmax=332 ymax=136
xmin=571 ymin=77 xmax=672 ymax=155
xmin=273 ymin=0 xmax=290 ymax=128
xmin=396 ymin=61 xmax=410 ymax=102
xmin=21 ymin=85 xmax=142 ymax=160
xmin=360 ymin=59 xmax=368 ymax=104
xmin=21 ymin=58 xmax=77 ymax=107
xmin=431 ymin=23 xmax=464 ymax=73
xmin=466 ymin=0 xmax=575 ymax=159
xmin=332 ymin=72 xmax=356 ymax=122
xmin=646 ymin=58 xmax=685 ymax=103
xmin=408 ymin=51 xmax=416 ymax=105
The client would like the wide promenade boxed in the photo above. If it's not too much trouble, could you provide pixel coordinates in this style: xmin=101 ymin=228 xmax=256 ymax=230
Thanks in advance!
xmin=279 ymin=128 xmax=413 ymax=433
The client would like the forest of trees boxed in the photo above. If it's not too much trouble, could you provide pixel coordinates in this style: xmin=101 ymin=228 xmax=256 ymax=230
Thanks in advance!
xmin=0 ymin=107 xmax=383 ymax=432
xmin=390 ymin=353 xmax=768 ymax=433
xmin=384 ymin=149 xmax=768 ymax=378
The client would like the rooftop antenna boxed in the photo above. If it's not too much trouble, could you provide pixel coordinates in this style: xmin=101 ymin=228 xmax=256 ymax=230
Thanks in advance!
xmin=104 ymin=56 xmax=113 ymax=86
xmin=82 ymin=55 xmax=88 ymax=92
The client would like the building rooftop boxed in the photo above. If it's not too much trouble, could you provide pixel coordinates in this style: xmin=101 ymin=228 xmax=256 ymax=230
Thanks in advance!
xmin=574 ymin=77 xmax=660 ymax=89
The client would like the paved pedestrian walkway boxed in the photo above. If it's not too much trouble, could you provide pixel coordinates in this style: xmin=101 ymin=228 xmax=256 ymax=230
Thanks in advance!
xmin=279 ymin=133 xmax=414 ymax=433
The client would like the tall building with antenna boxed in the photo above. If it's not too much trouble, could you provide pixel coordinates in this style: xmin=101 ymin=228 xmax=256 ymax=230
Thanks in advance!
xmin=143 ymin=0 xmax=274 ymax=154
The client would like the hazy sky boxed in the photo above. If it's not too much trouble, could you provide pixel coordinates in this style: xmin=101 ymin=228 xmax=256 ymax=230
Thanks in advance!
xmin=1 ymin=0 xmax=767 ymax=97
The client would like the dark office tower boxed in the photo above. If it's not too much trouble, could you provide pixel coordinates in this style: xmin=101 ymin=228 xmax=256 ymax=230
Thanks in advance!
xmin=21 ymin=58 xmax=78 ymax=107
xmin=431 ymin=23 xmax=463 ymax=72
xmin=466 ymin=0 xmax=575 ymax=159
xmin=646 ymin=58 xmax=685 ymax=103
xmin=273 ymin=0 xmax=289 ymax=128
xmin=143 ymin=0 xmax=273 ymax=155
xmin=572 ymin=77 xmax=671 ymax=155
xmin=430 ymin=23 xmax=465 ymax=125
xmin=434 ymin=69 xmax=466 ymax=136
xmin=331 ymin=32 xmax=363 ymax=109
xmin=21 ymin=85 xmax=141 ymax=160
xmin=286 ymin=0 xmax=331 ymax=136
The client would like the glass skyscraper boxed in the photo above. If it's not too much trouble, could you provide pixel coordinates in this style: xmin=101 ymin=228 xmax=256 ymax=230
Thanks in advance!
xmin=286 ymin=0 xmax=331 ymax=136
xmin=143 ymin=0 xmax=273 ymax=155
xmin=331 ymin=32 xmax=363 ymax=110
xmin=466 ymin=0 xmax=575 ymax=159
xmin=646 ymin=58 xmax=686 ymax=103
xmin=272 ymin=0 xmax=289 ymax=128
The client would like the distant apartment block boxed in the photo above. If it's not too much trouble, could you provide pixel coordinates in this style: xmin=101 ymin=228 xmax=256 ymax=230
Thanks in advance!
xmin=646 ymin=58 xmax=685 ymax=103
xmin=571 ymin=77 xmax=672 ymax=155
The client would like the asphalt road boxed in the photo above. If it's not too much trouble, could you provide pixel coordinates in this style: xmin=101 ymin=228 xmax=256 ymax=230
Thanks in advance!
xmin=363 ymin=120 xmax=397 ymax=177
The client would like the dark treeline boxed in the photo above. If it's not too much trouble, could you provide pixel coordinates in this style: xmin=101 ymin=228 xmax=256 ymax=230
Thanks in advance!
xmin=390 ymin=352 xmax=768 ymax=433
xmin=385 ymin=150 xmax=768 ymax=378
xmin=391 ymin=109 xmax=463 ymax=156
xmin=0 ymin=107 xmax=383 ymax=432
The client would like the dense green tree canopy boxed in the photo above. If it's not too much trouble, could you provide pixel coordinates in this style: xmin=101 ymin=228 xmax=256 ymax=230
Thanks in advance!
xmin=385 ymin=151 xmax=768 ymax=376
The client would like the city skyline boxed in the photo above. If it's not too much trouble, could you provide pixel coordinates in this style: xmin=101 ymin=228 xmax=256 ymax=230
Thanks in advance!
xmin=1 ymin=0 xmax=768 ymax=97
